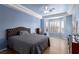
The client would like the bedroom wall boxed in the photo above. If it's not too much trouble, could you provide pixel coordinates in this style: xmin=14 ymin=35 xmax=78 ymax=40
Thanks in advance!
xmin=64 ymin=15 xmax=72 ymax=37
xmin=0 ymin=5 xmax=40 ymax=50
xmin=40 ymin=19 xmax=44 ymax=33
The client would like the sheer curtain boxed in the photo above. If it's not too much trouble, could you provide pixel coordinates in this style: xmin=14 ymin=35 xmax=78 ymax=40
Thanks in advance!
xmin=45 ymin=18 xmax=64 ymax=33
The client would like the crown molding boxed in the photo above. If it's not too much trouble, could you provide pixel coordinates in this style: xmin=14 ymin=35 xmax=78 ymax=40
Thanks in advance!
xmin=42 ymin=12 xmax=70 ymax=20
xmin=43 ymin=12 xmax=68 ymax=18
xmin=67 ymin=4 xmax=75 ymax=14
xmin=3 ymin=4 xmax=42 ymax=19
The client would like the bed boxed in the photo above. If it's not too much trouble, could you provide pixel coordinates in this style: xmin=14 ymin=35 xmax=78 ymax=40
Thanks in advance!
xmin=6 ymin=27 xmax=50 ymax=54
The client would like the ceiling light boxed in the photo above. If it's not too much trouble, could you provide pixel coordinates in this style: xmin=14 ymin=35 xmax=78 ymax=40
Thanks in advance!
xmin=42 ymin=5 xmax=55 ymax=14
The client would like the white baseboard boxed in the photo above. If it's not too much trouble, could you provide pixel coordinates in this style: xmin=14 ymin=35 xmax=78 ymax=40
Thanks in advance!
xmin=0 ymin=48 xmax=7 ymax=52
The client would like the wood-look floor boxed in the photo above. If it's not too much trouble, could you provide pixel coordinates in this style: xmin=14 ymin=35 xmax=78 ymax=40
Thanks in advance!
xmin=44 ymin=37 xmax=69 ymax=54
xmin=0 ymin=37 xmax=69 ymax=54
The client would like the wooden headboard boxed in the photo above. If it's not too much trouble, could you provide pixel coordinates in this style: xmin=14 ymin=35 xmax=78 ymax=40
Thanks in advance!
xmin=6 ymin=27 xmax=30 ymax=40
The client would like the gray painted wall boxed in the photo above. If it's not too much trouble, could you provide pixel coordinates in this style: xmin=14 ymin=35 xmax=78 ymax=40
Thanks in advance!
xmin=0 ymin=5 xmax=40 ymax=49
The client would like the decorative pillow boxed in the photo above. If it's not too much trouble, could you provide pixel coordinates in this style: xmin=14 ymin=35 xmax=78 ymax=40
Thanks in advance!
xmin=20 ymin=31 xmax=29 ymax=35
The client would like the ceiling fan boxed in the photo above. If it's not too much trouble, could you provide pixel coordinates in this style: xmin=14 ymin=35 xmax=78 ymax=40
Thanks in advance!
xmin=42 ymin=5 xmax=55 ymax=14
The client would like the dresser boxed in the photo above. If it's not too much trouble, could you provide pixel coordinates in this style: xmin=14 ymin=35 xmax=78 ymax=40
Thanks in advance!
xmin=72 ymin=35 xmax=79 ymax=54
xmin=72 ymin=42 xmax=79 ymax=54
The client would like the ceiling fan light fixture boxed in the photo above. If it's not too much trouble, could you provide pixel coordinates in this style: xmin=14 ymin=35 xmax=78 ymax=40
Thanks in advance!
xmin=45 ymin=6 xmax=48 ymax=10
xmin=42 ymin=5 xmax=55 ymax=14
xmin=44 ymin=10 xmax=49 ymax=14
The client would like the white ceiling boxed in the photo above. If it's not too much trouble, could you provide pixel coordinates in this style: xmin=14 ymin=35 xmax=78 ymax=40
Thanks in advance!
xmin=21 ymin=4 xmax=74 ymax=16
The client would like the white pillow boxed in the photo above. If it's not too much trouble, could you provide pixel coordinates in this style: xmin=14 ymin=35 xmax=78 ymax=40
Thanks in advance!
xmin=20 ymin=31 xmax=29 ymax=35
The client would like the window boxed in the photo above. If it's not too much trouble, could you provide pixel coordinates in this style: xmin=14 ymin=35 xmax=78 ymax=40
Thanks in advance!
xmin=46 ymin=21 xmax=49 ymax=32
xmin=61 ymin=20 xmax=64 ymax=33
xmin=45 ymin=18 xmax=64 ymax=33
